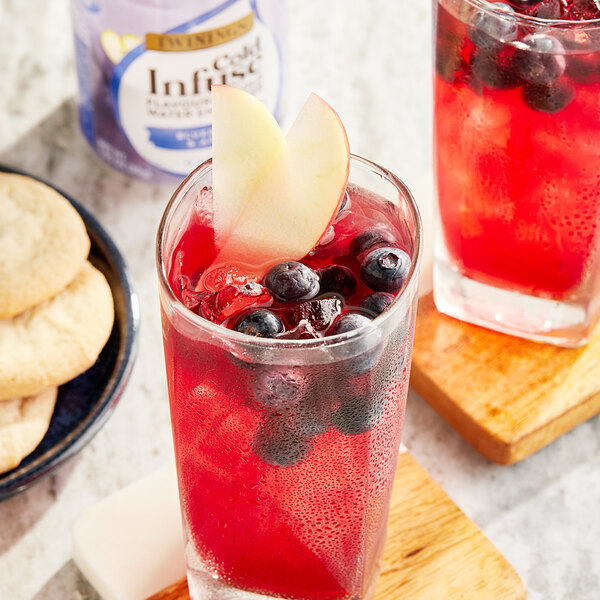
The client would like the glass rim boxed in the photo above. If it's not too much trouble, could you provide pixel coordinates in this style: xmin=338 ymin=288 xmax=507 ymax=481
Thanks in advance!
xmin=458 ymin=0 xmax=600 ymax=28
xmin=156 ymin=153 xmax=423 ymax=350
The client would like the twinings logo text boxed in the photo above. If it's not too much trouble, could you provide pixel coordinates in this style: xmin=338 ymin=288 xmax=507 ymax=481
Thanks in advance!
xmin=146 ymin=13 xmax=254 ymax=52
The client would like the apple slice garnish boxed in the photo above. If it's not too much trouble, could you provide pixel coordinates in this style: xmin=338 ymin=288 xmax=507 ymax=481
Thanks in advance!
xmin=211 ymin=85 xmax=350 ymax=273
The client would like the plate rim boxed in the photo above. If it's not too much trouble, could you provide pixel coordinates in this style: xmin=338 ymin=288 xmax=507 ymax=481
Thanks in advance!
xmin=0 ymin=164 xmax=140 ymax=500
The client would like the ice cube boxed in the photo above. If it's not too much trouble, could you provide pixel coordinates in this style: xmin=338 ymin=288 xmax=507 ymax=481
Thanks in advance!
xmin=277 ymin=319 xmax=320 ymax=340
xmin=177 ymin=275 xmax=206 ymax=310
xmin=193 ymin=186 xmax=214 ymax=226
xmin=200 ymin=283 xmax=271 ymax=324
xmin=202 ymin=264 xmax=260 ymax=292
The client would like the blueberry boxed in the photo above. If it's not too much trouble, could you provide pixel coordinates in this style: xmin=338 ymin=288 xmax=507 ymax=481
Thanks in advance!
xmin=332 ymin=390 xmax=387 ymax=436
xmin=330 ymin=312 xmax=381 ymax=375
xmin=234 ymin=309 xmax=284 ymax=338
xmin=330 ymin=312 xmax=373 ymax=335
xmin=350 ymin=229 xmax=397 ymax=256
xmin=293 ymin=391 xmax=335 ymax=436
xmin=435 ymin=40 xmax=463 ymax=83
xmin=264 ymin=261 xmax=320 ymax=304
xmin=253 ymin=414 xmax=313 ymax=467
xmin=522 ymin=79 xmax=575 ymax=113
xmin=318 ymin=265 xmax=358 ymax=299
xmin=514 ymin=34 xmax=566 ymax=85
xmin=251 ymin=368 xmax=306 ymax=412
xmin=360 ymin=292 xmax=395 ymax=316
xmin=434 ymin=18 xmax=472 ymax=84
xmin=470 ymin=47 xmax=521 ymax=89
xmin=468 ymin=3 xmax=518 ymax=51
xmin=360 ymin=247 xmax=411 ymax=293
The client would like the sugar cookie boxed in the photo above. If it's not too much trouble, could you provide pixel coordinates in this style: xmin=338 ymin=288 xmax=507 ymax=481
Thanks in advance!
xmin=0 ymin=262 xmax=114 ymax=399
xmin=0 ymin=387 xmax=58 ymax=474
xmin=0 ymin=173 xmax=90 ymax=318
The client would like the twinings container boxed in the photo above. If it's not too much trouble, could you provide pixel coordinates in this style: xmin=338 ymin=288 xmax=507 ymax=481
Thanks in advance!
xmin=70 ymin=0 xmax=287 ymax=183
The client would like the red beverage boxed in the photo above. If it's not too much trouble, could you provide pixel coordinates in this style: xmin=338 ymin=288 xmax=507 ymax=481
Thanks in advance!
xmin=158 ymin=156 xmax=422 ymax=600
xmin=433 ymin=0 xmax=600 ymax=345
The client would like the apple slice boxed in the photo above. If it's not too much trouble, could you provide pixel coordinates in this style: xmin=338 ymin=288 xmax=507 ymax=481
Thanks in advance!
xmin=211 ymin=86 xmax=350 ymax=272
xmin=212 ymin=85 xmax=285 ymax=245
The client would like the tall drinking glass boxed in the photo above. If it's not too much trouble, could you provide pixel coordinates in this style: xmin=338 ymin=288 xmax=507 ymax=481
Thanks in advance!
xmin=434 ymin=0 xmax=600 ymax=346
xmin=157 ymin=156 xmax=422 ymax=600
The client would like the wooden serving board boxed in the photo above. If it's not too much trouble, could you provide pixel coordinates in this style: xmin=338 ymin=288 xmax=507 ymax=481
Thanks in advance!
xmin=411 ymin=293 xmax=600 ymax=465
xmin=149 ymin=450 xmax=526 ymax=600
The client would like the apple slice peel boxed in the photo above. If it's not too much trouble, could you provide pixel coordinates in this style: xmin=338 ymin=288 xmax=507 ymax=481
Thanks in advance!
xmin=211 ymin=85 xmax=350 ymax=273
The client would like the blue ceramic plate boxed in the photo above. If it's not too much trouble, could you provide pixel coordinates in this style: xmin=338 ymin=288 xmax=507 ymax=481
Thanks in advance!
xmin=0 ymin=166 xmax=139 ymax=500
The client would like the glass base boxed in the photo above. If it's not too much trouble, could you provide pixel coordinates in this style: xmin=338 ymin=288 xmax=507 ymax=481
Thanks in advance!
xmin=186 ymin=567 xmax=366 ymax=600
xmin=434 ymin=260 xmax=593 ymax=347
xmin=184 ymin=538 xmax=378 ymax=600
xmin=187 ymin=567 xmax=279 ymax=600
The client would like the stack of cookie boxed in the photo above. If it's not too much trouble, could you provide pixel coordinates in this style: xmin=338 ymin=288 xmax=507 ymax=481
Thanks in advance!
xmin=0 ymin=173 xmax=115 ymax=475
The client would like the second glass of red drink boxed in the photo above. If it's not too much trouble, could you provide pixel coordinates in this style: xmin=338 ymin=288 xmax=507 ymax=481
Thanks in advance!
xmin=434 ymin=0 xmax=600 ymax=346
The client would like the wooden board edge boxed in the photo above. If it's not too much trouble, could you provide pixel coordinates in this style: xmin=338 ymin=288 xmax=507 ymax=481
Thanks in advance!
xmin=410 ymin=366 xmax=515 ymax=464
xmin=411 ymin=366 xmax=600 ymax=465
xmin=148 ymin=577 xmax=187 ymax=600
xmin=505 ymin=389 xmax=600 ymax=463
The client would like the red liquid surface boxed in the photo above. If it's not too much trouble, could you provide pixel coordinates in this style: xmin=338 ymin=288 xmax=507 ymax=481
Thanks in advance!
xmin=162 ymin=188 xmax=414 ymax=599
xmin=434 ymin=1 xmax=600 ymax=299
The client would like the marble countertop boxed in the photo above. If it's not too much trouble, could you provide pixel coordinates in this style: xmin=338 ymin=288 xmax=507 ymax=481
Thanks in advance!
xmin=1 ymin=1 xmax=599 ymax=599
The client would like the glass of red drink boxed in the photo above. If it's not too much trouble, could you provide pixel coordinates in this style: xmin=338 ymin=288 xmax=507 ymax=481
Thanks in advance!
xmin=434 ymin=0 xmax=600 ymax=346
xmin=157 ymin=155 xmax=422 ymax=600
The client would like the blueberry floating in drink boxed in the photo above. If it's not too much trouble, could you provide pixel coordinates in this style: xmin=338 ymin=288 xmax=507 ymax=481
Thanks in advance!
xmin=361 ymin=247 xmax=411 ymax=293
xmin=360 ymin=292 xmax=395 ymax=316
xmin=234 ymin=309 xmax=284 ymax=338
xmin=250 ymin=367 xmax=307 ymax=412
xmin=264 ymin=261 xmax=320 ymax=304
xmin=350 ymin=228 xmax=397 ymax=256
xmin=253 ymin=413 xmax=314 ymax=468
xmin=293 ymin=381 xmax=336 ymax=436
xmin=332 ymin=389 xmax=387 ymax=436
xmin=468 ymin=2 xmax=518 ymax=51
xmin=514 ymin=33 xmax=566 ymax=85
xmin=470 ymin=46 xmax=521 ymax=89
xmin=330 ymin=312 xmax=383 ymax=376
xmin=522 ymin=79 xmax=575 ymax=113
xmin=330 ymin=312 xmax=373 ymax=335
xmin=317 ymin=264 xmax=358 ymax=299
